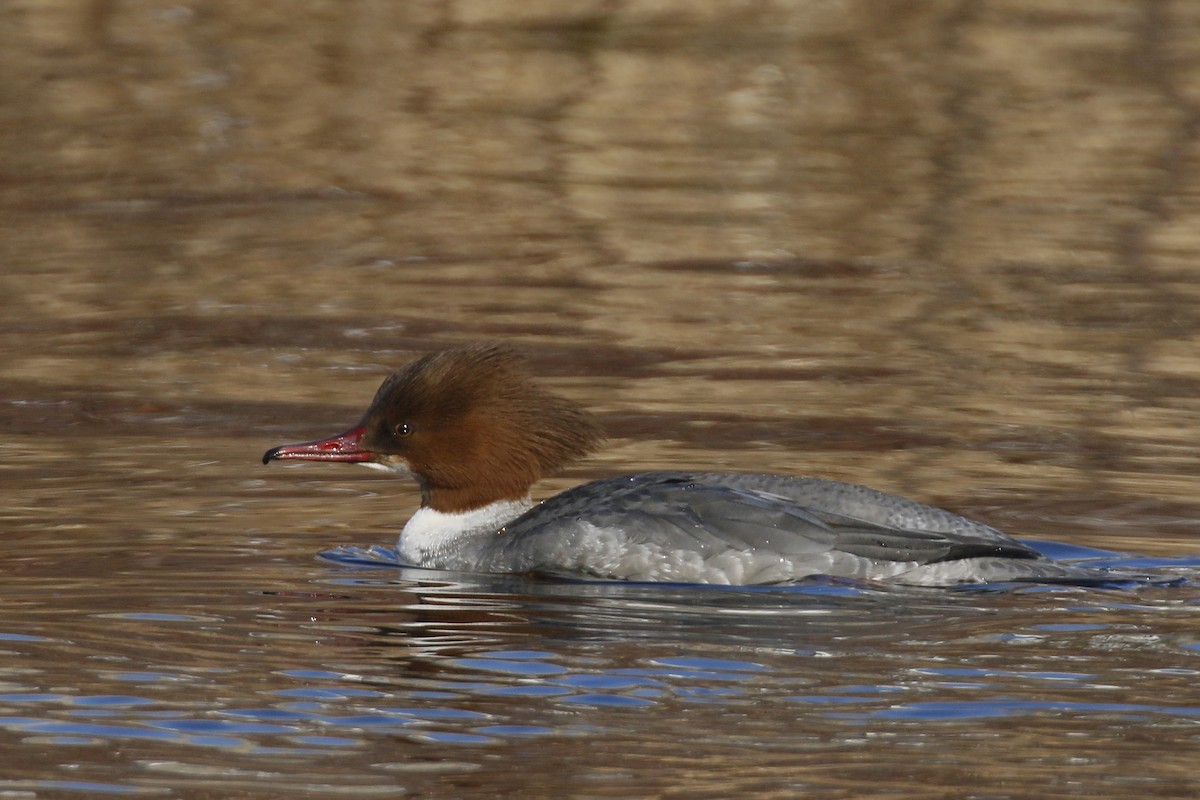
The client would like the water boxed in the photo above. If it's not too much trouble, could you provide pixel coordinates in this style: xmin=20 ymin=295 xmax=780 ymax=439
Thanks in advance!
xmin=6 ymin=2 xmax=1200 ymax=797
xmin=3 ymin=545 xmax=1199 ymax=797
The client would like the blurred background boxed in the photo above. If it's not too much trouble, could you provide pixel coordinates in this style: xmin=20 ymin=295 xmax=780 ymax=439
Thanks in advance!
xmin=5 ymin=2 xmax=1200 ymax=798
xmin=6 ymin=0 xmax=1200 ymax=547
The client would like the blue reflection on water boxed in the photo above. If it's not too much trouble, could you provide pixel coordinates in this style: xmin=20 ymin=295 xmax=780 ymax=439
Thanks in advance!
xmin=866 ymin=699 xmax=1200 ymax=721
xmin=0 ymin=534 xmax=1196 ymax=789
xmin=21 ymin=780 xmax=152 ymax=795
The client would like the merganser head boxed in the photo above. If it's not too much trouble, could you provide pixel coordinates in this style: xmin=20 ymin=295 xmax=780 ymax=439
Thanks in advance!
xmin=263 ymin=343 xmax=604 ymax=512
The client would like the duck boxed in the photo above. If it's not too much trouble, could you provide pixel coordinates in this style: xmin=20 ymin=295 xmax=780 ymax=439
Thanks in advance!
xmin=263 ymin=343 xmax=1133 ymax=586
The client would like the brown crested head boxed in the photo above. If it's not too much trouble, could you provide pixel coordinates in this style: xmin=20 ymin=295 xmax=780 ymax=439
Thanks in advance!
xmin=357 ymin=343 xmax=604 ymax=513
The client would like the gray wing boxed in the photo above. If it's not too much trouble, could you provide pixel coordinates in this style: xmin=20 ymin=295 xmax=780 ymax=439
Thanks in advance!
xmin=490 ymin=472 xmax=1040 ymax=569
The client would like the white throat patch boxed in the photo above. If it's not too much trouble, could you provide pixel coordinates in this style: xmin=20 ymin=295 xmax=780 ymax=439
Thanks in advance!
xmin=397 ymin=498 xmax=532 ymax=569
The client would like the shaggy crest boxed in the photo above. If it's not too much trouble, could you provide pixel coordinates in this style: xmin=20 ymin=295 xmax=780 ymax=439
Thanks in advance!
xmin=360 ymin=344 xmax=604 ymax=512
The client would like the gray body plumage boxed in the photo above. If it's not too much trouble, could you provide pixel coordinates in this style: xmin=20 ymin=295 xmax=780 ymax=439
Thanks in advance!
xmin=462 ymin=472 xmax=1119 ymax=585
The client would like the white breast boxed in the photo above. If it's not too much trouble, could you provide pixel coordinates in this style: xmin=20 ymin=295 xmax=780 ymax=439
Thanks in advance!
xmin=397 ymin=498 xmax=532 ymax=570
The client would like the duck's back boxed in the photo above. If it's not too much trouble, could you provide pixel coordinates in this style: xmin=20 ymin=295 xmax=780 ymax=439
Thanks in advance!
xmin=475 ymin=472 xmax=1070 ymax=585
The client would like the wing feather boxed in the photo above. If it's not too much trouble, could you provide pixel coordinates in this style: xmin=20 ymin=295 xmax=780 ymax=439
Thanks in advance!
xmin=493 ymin=472 xmax=1041 ymax=572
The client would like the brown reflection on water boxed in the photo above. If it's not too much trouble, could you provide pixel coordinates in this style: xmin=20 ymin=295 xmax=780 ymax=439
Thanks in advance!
xmin=4 ymin=1 xmax=1200 ymax=547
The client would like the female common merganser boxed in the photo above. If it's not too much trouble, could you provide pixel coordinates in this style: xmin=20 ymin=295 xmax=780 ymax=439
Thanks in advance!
xmin=264 ymin=343 xmax=1129 ymax=586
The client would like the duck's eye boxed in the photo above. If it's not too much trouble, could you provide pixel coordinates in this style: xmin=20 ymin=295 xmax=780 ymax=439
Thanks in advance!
xmin=395 ymin=422 xmax=412 ymax=437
